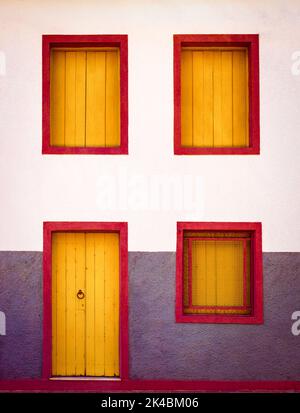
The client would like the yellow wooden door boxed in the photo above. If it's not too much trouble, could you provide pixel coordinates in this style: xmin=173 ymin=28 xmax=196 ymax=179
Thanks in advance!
xmin=52 ymin=232 xmax=120 ymax=377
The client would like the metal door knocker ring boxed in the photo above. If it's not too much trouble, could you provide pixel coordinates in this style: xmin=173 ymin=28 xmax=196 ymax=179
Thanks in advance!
xmin=77 ymin=289 xmax=85 ymax=299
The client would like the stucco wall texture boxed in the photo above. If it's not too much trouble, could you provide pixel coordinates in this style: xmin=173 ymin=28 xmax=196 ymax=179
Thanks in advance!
xmin=0 ymin=252 xmax=42 ymax=379
xmin=0 ymin=251 xmax=299 ymax=380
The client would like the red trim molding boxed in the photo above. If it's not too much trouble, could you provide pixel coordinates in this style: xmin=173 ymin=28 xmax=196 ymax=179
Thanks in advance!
xmin=42 ymin=35 xmax=128 ymax=155
xmin=42 ymin=221 xmax=129 ymax=381
xmin=176 ymin=222 xmax=263 ymax=324
xmin=174 ymin=34 xmax=260 ymax=155
xmin=0 ymin=379 xmax=299 ymax=393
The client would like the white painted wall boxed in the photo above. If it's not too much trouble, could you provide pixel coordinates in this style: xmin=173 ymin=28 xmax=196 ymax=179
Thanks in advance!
xmin=0 ymin=0 xmax=299 ymax=252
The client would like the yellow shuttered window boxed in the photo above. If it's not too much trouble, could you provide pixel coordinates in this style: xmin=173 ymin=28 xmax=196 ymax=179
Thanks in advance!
xmin=174 ymin=35 xmax=260 ymax=155
xmin=183 ymin=232 xmax=251 ymax=316
xmin=50 ymin=48 xmax=120 ymax=148
xmin=52 ymin=232 xmax=120 ymax=377
xmin=176 ymin=222 xmax=263 ymax=324
xmin=181 ymin=47 xmax=249 ymax=148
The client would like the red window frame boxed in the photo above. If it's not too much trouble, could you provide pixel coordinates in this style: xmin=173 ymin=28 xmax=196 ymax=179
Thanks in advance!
xmin=42 ymin=221 xmax=129 ymax=380
xmin=174 ymin=34 xmax=260 ymax=155
xmin=176 ymin=222 xmax=263 ymax=324
xmin=42 ymin=35 xmax=128 ymax=155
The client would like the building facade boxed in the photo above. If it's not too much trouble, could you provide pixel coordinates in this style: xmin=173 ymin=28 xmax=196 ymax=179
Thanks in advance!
xmin=0 ymin=0 xmax=299 ymax=392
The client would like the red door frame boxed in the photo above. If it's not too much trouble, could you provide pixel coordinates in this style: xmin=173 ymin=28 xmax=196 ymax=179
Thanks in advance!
xmin=42 ymin=221 xmax=129 ymax=380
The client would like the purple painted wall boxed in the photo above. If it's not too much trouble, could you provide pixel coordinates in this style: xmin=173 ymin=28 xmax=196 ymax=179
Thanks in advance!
xmin=129 ymin=252 xmax=300 ymax=380
xmin=0 ymin=251 xmax=299 ymax=380
xmin=0 ymin=252 xmax=42 ymax=379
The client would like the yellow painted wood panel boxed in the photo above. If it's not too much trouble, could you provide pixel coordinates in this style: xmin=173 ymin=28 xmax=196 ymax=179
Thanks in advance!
xmin=181 ymin=48 xmax=249 ymax=148
xmin=111 ymin=234 xmax=120 ymax=376
xmin=216 ymin=241 xmax=243 ymax=306
xmin=181 ymin=50 xmax=193 ymax=146
xmin=74 ymin=52 xmax=87 ymax=147
xmin=65 ymin=233 xmax=76 ymax=376
xmin=213 ymin=51 xmax=223 ymax=146
xmin=103 ymin=233 xmax=120 ymax=377
xmin=51 ymin=234 xmax=58 ymax=376
xmin=86 ymin=52 xmax=106 ymax=146
xmin=201 ymin=51 xmax=214 ymax=146
xmin=221 ymin=51 xmax=233 ymax=147
xmin=183 ymin=239 xmax=189 ymax=307
xmin=50 ymin=48 xmax=120 ymax=148
xmin=53 ymin=233 xmax=67 ymax=375
xmin=65 ymin=52 xmax=76 ymax=147
xmin=246 ymin=240 xmax=251 ymax=306
xmin=192 ymin=51 xmax=204 ymax=146
xmin=52 ymin=232 xmax=120 ymax=377
xmin=50 ymin=51 xmax=65 ymax=146
xmin=184 ymin=238 xmax=249 ymax=314
xmin=93 ymin=233 xmax=105 ymax=376
xmin=205 ymin=241 xmax=217 ymax=306
xmin=232 ymin=50 xmax=249 ymax=146
xmin=85 ymin=233 xmax=96 ymax=376
xmin=75 ymin=233 xmax=86 ymax=376
xmin=105 ymin=51 xmax=120 ymax=147
xmin=192 ymin=241 xmax=206 ymax=305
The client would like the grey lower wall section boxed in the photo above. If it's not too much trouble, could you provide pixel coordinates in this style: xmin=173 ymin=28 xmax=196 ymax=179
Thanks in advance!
xmin=0 ymin=251 xmax=299 ymax=380
xmin=129 ymin=252 xmax=300 ymax=380
xmin=0 ymin=252 xmax=42 ymax=379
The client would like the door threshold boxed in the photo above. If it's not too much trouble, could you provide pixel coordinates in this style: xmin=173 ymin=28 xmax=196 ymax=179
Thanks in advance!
xmin=50 ymin=377 xmax=121 ymax=381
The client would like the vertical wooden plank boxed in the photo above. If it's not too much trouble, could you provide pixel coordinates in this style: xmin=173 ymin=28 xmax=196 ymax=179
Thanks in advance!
xmin=216 ymin=242 xmax=226 ymax=306
xmin=221 ymin=51 xmax=233 ymax=146
xmin=213 ymin=50 xmax=222 ymax=147
xmin=105 ymin=50 xmax=120 ymax=147
xmin=183 ymin=239 xmax=189 ymax=307
xmin=205 ymin=241 xmax=217 ymax=306
xmin=246 ymin=240 xmax=251 ymax=307
xmin=50 ymin=51 xmax=65 ymax=146
xmin=192 ymin=241 xmax=206 ymax=306
xmin=202 ymin=51 xmax=214 ymax=147
xmin=86 ymin=51 xmax=106 ymax=146
xmin=217 ymin=241 xmax=243 ymax=307
xmin=51 ymin=233 xmax=58 ymax=376
xmin=85 ymin=233 xmax=96 ymax=376
xmin=75 ymin=52 xmax=87 ymax=147
xmin=65 ymin=52 xmax=76 ymax=147
xmin=232 ymin=241 xmax=244 ymax=307
xmin=232 ymin=50 xmax=249 ymax=147
xmin=54 ymin=233 xmax=67 ymax=375
xmin=94 ymin=233 xmax=105 ymax=376
xmin=111 ymin=233 xmax=120 ymax=376
xmin=65 ymin=233 xmax=76 ymax=376
xmin=192 ymin=51 xmax=204 ymax=147
xmin=223 ymin=242 xmax=235 ymax=306
xmin=181 ymin=50 xmax=193 ymax=146
xmin=104 ymin=233 xmax=119 ymax=376
xmin=75 ymin=233 xmax=85 ymax=375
